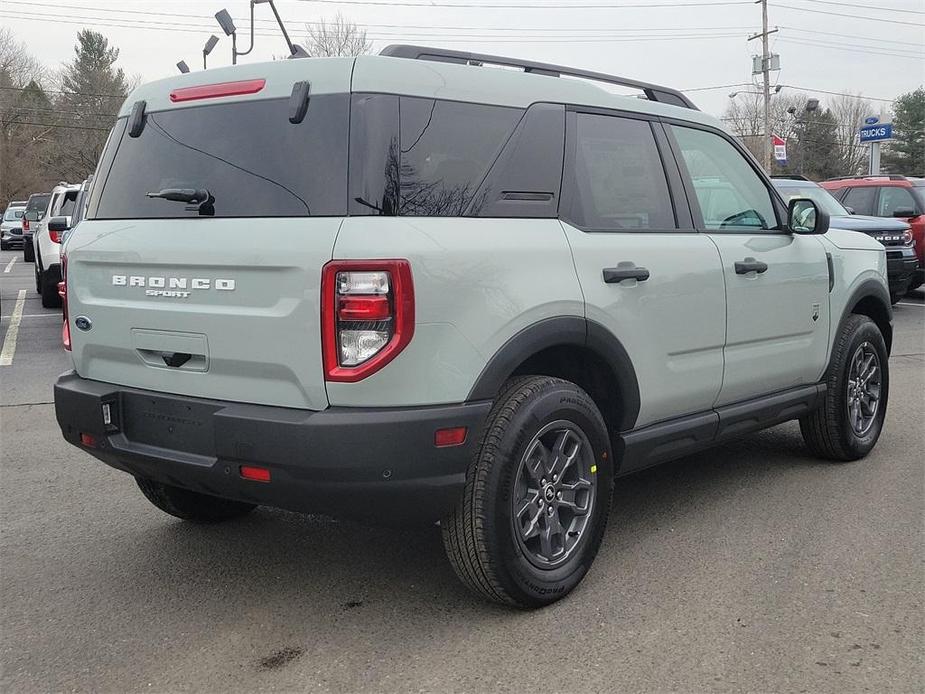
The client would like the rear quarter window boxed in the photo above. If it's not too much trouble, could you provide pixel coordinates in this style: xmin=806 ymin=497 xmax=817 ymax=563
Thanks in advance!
xmin=93 ymin=95 xmax=349 ymax=219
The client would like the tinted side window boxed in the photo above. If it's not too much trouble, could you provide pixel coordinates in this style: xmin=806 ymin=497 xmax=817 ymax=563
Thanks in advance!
xmin=671 ymin=125 xmax=777 ymax=231
xmin=562 ymin=113 xmax=674 ymax=231
xmin=349 ymin=94 xmax=400 ymax=216
xmin=877 ymin=187 xmax=919 ymax=216
xmin=841 ymin=186 xmax=876 ymax=216
xmin=398 ymin=98 xmax=522 ymax=216
xmin=95 ymin=96 xmax=348 ymax=219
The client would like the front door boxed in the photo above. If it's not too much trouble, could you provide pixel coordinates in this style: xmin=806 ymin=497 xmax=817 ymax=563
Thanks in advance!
xmin=668 ymin=124 xmax=831 ymax=406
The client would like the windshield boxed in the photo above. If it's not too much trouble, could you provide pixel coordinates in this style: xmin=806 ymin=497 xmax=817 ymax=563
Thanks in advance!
xmin=774 ymin=183 xmax=848 ymax=217
xmin=93 ymin=96 xmax=349 ymax=219
xmin=3 ymin=208 xmax=24 ymax=221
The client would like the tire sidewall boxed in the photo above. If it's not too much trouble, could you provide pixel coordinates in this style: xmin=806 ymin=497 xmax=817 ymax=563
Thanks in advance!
xmin=831 ymin=318 xmax=889 ymax=457
xmin=482 ymin=381 xmax=613 ymax=606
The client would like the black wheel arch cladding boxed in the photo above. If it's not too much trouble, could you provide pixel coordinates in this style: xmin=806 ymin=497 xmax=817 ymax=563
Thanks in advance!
xmin=466 ymin=316 xmax=641 ymax=432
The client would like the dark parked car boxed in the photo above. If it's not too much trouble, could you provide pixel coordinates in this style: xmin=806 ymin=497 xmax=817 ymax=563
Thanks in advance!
xmin=773 ymin=177 xmax=917 ymax=303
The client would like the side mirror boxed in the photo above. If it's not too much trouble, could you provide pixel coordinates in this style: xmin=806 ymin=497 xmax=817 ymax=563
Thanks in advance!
xmin=24 ymin=210 xmax=38 ymax=222
xmin=788 ymin=198 xmax=829 ymax=235
xmin=892 ymin=208 xmax=916 ymax=218
xmin=844 ymin=206 xmax=855 ymax=215
xmin=47 ymin=216 xmax=71 ymax=232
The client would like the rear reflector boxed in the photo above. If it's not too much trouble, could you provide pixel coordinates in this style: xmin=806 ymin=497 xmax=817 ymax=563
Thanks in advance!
xmin=434 ymin=427 xmax=468 ymax=448
xmin=240 ymin=465 xmax=271 ymax=482
xmin=338 ymin=295 xmax=391 ymax=321
xmin=79 ymin=433 xmax=97 ymax=447
xmin=170 ymin=78 xmax=266 ymax=103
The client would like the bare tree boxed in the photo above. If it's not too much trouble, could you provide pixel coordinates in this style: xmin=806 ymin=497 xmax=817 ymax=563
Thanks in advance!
xmin=303 ymin=14 xmax=372 ymax=57
xmin=723 ymin=89 xmax=808 ymax=163
xmin=828 ymin=92 xmax=875 ymax=176
xmin=0 ymin=28 xmax=53 ymax=202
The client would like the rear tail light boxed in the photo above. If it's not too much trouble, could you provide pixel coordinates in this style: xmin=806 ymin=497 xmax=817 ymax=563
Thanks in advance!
xmin=60 ymin=254 xmax=70 ymax=351
xmin=49 ymin=229 xmax=61 ymax=244
xmin=321 ymin=260 xmax=414 ymax=382
xmin=22 ymin=218 xmax=29 ymax=232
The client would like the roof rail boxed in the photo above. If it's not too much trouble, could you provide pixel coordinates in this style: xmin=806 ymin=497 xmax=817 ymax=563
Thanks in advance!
xmin=825 ymin=174 xmax=908 ymax=181
xmin=379 ymin=44 xmax=698 ymax=111
xmin=771 ymin=174 xmax=811 ymax=181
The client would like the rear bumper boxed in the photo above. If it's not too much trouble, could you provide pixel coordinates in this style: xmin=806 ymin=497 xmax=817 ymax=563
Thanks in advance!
xmin=54 ymin=372 xmax=490 ymax=523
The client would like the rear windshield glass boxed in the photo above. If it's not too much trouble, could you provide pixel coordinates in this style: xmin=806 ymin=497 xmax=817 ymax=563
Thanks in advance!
xmin=93 ymin=95 xmax=349 ymax=219
xmin=26 ymin=195 xmax=50 ymax=214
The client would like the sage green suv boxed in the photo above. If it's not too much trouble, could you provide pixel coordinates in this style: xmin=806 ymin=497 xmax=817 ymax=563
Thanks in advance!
xmin=54 ymin=46 xmax=892 ymax=607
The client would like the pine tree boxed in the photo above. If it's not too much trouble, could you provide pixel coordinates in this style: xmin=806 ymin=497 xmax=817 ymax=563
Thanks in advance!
xmin=883 ymin=88 xmax=925 ymax=175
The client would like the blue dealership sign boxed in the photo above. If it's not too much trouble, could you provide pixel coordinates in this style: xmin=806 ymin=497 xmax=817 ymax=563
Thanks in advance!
xmin=859 ymin=123 xmax=892 ymax=142
xmin=864 ymin=116 xmax=879 ymax=125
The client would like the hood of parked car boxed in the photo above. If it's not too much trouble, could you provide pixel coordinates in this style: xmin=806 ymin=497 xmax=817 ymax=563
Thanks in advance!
xmin=822 ymin=227 xmax=888 ymax=251
xmin=830 ymin=214 xmax=910 ymax=233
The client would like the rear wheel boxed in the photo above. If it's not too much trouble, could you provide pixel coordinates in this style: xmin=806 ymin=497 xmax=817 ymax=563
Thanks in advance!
xmin=442 ymin=376 xmax=613 ymax=607
xmin=23 ymin=240 xmax=34 ymax=263
xmin=800 ymin=314 xmax=889 ymax=461
xmin=136 ymin=478 xmax=257 ymax=522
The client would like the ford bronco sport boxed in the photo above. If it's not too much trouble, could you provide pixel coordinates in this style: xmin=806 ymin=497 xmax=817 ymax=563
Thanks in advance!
xmin=54 ymin=47 xmax=893 ymax=607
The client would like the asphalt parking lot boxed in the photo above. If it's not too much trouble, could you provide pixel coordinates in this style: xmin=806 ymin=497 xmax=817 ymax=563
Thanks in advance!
xmin=1 ymin=247 xmax=922 ymax=693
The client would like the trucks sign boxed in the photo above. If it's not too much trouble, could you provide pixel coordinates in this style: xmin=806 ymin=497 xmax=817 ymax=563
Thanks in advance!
xmin=859 ymin=123 xmax=892 ymax=143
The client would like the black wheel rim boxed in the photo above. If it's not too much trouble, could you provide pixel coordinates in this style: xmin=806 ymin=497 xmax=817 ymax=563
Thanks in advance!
xmin=846 ymin=341 xmax=881 ymax=436
xmin=512 ymin=420 xmax=596 ymax=569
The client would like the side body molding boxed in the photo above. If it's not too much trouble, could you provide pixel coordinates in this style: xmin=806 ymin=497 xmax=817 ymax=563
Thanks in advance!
xmin=466 ymin=316 xmax=642 ymax=432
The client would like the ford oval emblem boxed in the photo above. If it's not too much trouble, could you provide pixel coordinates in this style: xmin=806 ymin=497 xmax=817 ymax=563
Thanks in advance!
xmin=75 ymin=316 xmax=92 ymax=331
xmin=864 ymin=116 xmax=879 ymax=125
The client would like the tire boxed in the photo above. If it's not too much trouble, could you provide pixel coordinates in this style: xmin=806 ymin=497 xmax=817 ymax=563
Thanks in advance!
xmin=136 ymin=477 xmax=257 ymax=522
xmin=23 ymin=240 xmax=34 ymax=263
xmin=442 ymin=376 xmax=614 ymax=608
xmin=1 ymin=241 xmax=8 ymax=251
xmin=40 ymin=266 xmax=61 ymax=308
xmin=800 ymin=314 xmax=889 ymax=461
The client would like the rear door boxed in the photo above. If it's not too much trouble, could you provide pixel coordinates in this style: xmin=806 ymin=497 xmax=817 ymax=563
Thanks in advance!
xmin=66 ymin=76 xmax=352 ymax=411
xmin=668 ymin=123 xmax=830 ymax=406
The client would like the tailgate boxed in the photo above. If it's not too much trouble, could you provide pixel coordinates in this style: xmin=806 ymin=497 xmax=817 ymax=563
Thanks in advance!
xmin=66 ymin=219 xmax=339 ymax=410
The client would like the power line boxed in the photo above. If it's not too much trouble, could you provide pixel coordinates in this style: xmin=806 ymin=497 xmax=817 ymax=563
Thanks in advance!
xmin=0 ymin=85 xmax=126 ymax=99
xmin=779 ymin=37 xmax=923 ymax=60
xmin=5 ymin=120 xmax=112 ymax=132
xmin=799 ymin=0 xmax=925 ymax=15
xmin=0 ymin=11 xmax=750 ymax=43
xmin=776 ymin=84 xmax=894 ymax=102
xmin=780 ymin=25 xmax=925 ymax=48
xmin=772 ymin=2 xmax=925 ymax=26
xmin=9 ymin=1 xmax=757 ymax=33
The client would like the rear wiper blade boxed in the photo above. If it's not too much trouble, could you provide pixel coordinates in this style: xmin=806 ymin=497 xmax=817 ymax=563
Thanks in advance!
xmin=146 ymin=188 xmax=211 ymax=204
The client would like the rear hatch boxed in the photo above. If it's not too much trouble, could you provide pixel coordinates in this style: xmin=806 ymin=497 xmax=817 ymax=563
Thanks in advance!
xmin=65 ymin=59 xmax=354 ymax=411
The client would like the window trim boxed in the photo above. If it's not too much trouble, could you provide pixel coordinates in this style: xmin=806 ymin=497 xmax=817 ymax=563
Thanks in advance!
xmin=559 ymin=106 xmax=688 ymax=234
xmin=662 ymin=117 xmax=788 ymax=235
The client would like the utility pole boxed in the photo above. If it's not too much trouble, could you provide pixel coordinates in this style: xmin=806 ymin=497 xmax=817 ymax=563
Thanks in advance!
xmin=748 ymin=0 xmax=778 ymax=173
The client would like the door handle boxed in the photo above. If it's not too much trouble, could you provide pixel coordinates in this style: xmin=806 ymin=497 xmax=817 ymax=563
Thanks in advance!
xmin=603 ymin=266 xmax=650 ymax=283
xmin=734 ymin=258 xmax=768 ymax=275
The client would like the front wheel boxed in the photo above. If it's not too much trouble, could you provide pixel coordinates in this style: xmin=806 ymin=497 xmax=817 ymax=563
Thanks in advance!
xmin=442 ymin=376 xmax=613 ymax=607
xmin=23 ymin=240 xmax=34 ymax=263
xmin=800 ymin=314 xmax=889 ymax=461
xmin=136 ymin=478 xmax=257 ymax=522
xmin=40 ymin=266 xmax=61 ymax=308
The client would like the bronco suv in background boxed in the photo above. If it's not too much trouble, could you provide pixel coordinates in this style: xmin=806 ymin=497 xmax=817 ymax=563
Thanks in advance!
xmin=821 ymin=175 xmax=925 ymax=291
xmin=54 ymin=47 xmax=892 ymax=607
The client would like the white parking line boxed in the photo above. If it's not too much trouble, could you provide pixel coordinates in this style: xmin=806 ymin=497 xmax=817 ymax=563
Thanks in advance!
xmin=0 ymin=290 xmax=27 ymax=366
xmin=897 ymin=302 xmax=924 ymax=308
xmin=3 ymin=256 xmax=16 ymax=273
xmin=0 ymin=313 xmax=59 ymax=319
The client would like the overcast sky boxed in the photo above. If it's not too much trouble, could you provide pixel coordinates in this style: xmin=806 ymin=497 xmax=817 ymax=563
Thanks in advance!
xmin=2 ymin=0 xmax=923 ymax=116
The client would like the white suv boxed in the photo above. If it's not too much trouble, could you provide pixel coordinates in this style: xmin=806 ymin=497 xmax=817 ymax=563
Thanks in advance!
xmin=33 ymin=182 xmax=81 ymax=308
xmin=54 ymin=47 xmax=892 ymax=607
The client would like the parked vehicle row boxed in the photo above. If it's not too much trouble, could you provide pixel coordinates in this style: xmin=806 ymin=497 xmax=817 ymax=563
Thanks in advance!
xmin=772 ymin=176 xmax=919 ymax=304
xmin=3 ymin=179 xmax=93 ymax=307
